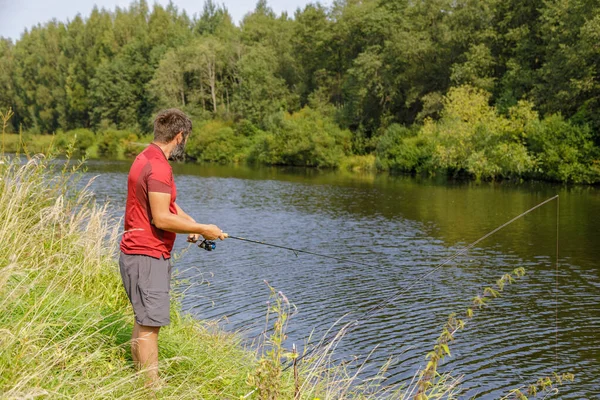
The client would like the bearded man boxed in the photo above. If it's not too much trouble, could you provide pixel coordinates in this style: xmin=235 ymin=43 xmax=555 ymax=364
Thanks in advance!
xmin=119 ymin=108 xmax=225 ymax=385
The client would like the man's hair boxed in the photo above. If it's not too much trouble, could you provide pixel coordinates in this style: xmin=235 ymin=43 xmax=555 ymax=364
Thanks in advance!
xmin=153 ymin=109 xmax=192 ymax=143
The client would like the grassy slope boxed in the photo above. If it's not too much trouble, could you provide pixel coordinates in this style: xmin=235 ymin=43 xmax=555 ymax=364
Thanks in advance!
xmin=0 ymin=156 xmax=265 ymax=399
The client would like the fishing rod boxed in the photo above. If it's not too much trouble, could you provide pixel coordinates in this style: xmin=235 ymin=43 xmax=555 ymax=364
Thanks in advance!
xmin=196 ymin=234 xmax=379 ymax=269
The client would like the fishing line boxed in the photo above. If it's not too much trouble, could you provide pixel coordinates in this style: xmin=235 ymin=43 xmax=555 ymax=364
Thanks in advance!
xmin=286 ymin=195 xmax=560 ymax=369
xmin=555 ymin=196 xmax=560 ymax=372
xmin=225 ymin=235 xmax=380 ymax=269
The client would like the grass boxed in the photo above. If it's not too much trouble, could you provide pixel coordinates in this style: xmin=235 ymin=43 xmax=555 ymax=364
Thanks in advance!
xmin=1 ymin=131 xmax=57 ymax=155
xmin=0 ymin=154 xmax=260 ymax=399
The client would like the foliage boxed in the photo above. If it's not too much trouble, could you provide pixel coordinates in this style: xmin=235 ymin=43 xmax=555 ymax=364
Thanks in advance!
xmin=246 ymin=281 xmax=297 ymax=400
xmin=376 ymin=124 xmax=433 ymax=173
xmin=56 ymin=128 xmax=96 ymax=153
xmin=186 ymin=120 xmax=249 ymax=163
xmin=525 ymin=115 xmax=600 ymax=183
xmin=1 ymin=0 xmax=600 ymax=182
xmin=422 ymin=86 xmax=535 ymax=180
xmin=1 ymin=107 xmax=14 ymax=153
xmin=416 ymin=267 xmax=527 ymax=398
xmin=250 ymin=107 xmax=352 ymax=168
xmin=339 ymin=154 xmax=377 ymax=172
xmin=502 ymin=373 xmax=576 ymax=400
xmin=96 ymin=129 xmax=140 ymax=159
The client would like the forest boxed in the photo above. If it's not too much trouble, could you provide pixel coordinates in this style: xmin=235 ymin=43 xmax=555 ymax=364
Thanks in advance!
xmin=1 ymin=0 xmax=600 ymax=183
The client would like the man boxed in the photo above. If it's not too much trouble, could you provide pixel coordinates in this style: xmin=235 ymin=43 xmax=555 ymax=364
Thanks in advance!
xmin=119 ymin=108 xmax=225 ymax=385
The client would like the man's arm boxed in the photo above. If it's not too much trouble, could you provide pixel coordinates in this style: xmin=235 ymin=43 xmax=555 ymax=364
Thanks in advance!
xmin=175 ymin=203 xmax=204 ymax=243
xmin=175 ymin=203 xmax=195 ymax=222
xmin=149 ymin=192 xmax=224 ymax=240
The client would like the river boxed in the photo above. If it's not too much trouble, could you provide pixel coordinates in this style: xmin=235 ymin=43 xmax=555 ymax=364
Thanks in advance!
xmin=83 ymin=159 xmax=599 ymax=399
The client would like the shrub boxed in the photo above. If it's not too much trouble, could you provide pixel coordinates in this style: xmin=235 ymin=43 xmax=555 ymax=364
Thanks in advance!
xmin=97 ymin=130 xmax=139 ymax=158
xmin=423 ymin=86 xmax=535 ymax=180
xmin=55 ymin=128 xmax=96 ymax=153
xmin=186 ymin=120 xmax=250 ymax=164
xmin=339 ymin=154 xmax=377 ymax=172
xmin=250 ymin=107 xmax=352 ymax=168
xmin=375 ymin=124 xmax=433 ymax=172
xmin=526 ymin=114 xmax=600 ymax=183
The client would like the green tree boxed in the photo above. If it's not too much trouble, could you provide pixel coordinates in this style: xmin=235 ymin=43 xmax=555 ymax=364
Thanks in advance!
xmin=534 ymin=0 xmax=599 ymax=119
xmin=148 ymin=47 xmax=189 ymax=108
xmin=195 ymin=0 xmax=232 ymax=36
xmin=12 ymin=22 xmax=68 ymax=133
xmin=233 ymin=45 xmax=291 ymax=125
xmin=0 ymin=39 xmax=16 ymax=131
xmin=90 ymin=42 xmax=154 ymax=131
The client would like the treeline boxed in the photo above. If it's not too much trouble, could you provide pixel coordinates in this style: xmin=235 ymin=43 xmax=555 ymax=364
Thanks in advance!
xmin=1 ymin=0 xmax=600 ymax=182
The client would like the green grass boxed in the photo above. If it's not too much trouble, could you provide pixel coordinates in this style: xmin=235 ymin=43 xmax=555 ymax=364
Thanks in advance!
xmin=0 ymin=155 xmax=261 ymax=399
xmin=1 ymin=132 xmax=57 ymax=154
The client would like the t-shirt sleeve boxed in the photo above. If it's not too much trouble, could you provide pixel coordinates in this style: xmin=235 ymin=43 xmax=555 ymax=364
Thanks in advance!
xmin=147 ymin=164 xmax=172 ymax=194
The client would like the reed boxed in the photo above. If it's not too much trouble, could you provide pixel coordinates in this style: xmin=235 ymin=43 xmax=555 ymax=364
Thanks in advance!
xmin=0 ymin=154 xmax=260 ymax=399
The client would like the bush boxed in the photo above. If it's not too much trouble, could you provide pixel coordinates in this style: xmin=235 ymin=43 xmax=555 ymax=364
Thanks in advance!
xmin=526 ymin=114 xmax=600 ymax=183
xmin=423 ymin=86 xmax=535 ymax=180
xmin=340 ymin=154 xmax=377 ymax=172
xmin=186 ymin=120 xmax=250 ymax=163
xmin=97 ymin=130 xmax=139 ymax=158
xmin=55 ymin=129 xmax=96 ymax=154
xmin=250 ymin=107 xmax=352 ymax=168
xmin=375 ymin=124 xmax=433 ymax=172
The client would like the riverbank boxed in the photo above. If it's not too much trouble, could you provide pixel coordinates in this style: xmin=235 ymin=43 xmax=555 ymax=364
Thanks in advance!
xmin=0 ymin=155 xmax=271 ymax=399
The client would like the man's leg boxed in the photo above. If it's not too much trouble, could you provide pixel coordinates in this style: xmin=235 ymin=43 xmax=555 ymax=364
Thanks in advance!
xmin=131 ymin=321 xmax=141 ymax=369
xmin=137 ymin=324 xmax=161 ymax=385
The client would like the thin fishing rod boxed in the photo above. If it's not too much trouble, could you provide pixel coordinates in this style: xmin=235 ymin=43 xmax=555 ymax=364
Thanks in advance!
xmin=225 ymin=235 xmax=379 ymax=269
xmin=286 ymin=195 xmax=560 ymax=369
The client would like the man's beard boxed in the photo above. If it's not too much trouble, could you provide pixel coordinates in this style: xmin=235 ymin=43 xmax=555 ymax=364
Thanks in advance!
xmin=169 ymin=141 xmax=186 ymax=162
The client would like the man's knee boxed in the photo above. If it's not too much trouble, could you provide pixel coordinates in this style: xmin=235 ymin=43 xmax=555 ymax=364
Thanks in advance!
xmin=138 ymin=325 xmax=160 ymax=340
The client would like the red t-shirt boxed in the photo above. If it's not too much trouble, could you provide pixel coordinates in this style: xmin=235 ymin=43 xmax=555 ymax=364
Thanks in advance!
xmin=120 ymin=143 xmax=177 ymax=259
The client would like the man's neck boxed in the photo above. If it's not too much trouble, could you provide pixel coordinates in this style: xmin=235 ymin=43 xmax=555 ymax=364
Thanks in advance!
xmin=152 ymin=141 xmax=171 ymax=159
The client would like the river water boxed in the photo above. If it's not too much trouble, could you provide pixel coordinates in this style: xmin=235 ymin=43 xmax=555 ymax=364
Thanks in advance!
xmin=83 ymin=160 xmax=599 ymax=399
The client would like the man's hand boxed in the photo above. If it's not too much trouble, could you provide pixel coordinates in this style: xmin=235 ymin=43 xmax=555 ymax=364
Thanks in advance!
xmin=187 ymin=234 xmax=201 ymax=243
xmin=202 ymin=224 xmax=226 ymax=241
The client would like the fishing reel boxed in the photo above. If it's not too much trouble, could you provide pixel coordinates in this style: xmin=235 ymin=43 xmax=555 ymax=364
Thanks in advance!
xmin=198 ymin=239 xmax=216 ymax=251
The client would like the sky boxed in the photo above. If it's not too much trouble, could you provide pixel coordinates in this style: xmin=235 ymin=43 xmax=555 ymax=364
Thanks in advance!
xmin=0 ymin=0 xmax=332 ymax=41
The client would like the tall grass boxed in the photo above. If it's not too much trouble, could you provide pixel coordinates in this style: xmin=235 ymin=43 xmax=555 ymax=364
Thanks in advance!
xmin=0 ymin=154 xmax=260 ymax=398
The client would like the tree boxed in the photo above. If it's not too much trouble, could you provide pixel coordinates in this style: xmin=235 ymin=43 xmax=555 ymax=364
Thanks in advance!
xmin=148 ymin=47 xmax=189 ymax=108
xmin=233 ymin=45 xmax=291 ymax=124
xmin=12 ymin=22 xmax=68 ymax=133
xmin=90 ymin=42 xmax=154 ymax=131
xmin=0 ymin=39 xmax=16 ymax=131
xmin=195 ymin=0 xmax=231 ymax=36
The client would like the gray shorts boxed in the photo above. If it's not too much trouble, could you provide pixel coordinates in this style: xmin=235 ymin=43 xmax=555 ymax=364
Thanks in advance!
xmin=119 ymin=252 xmax=172 ymax=327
